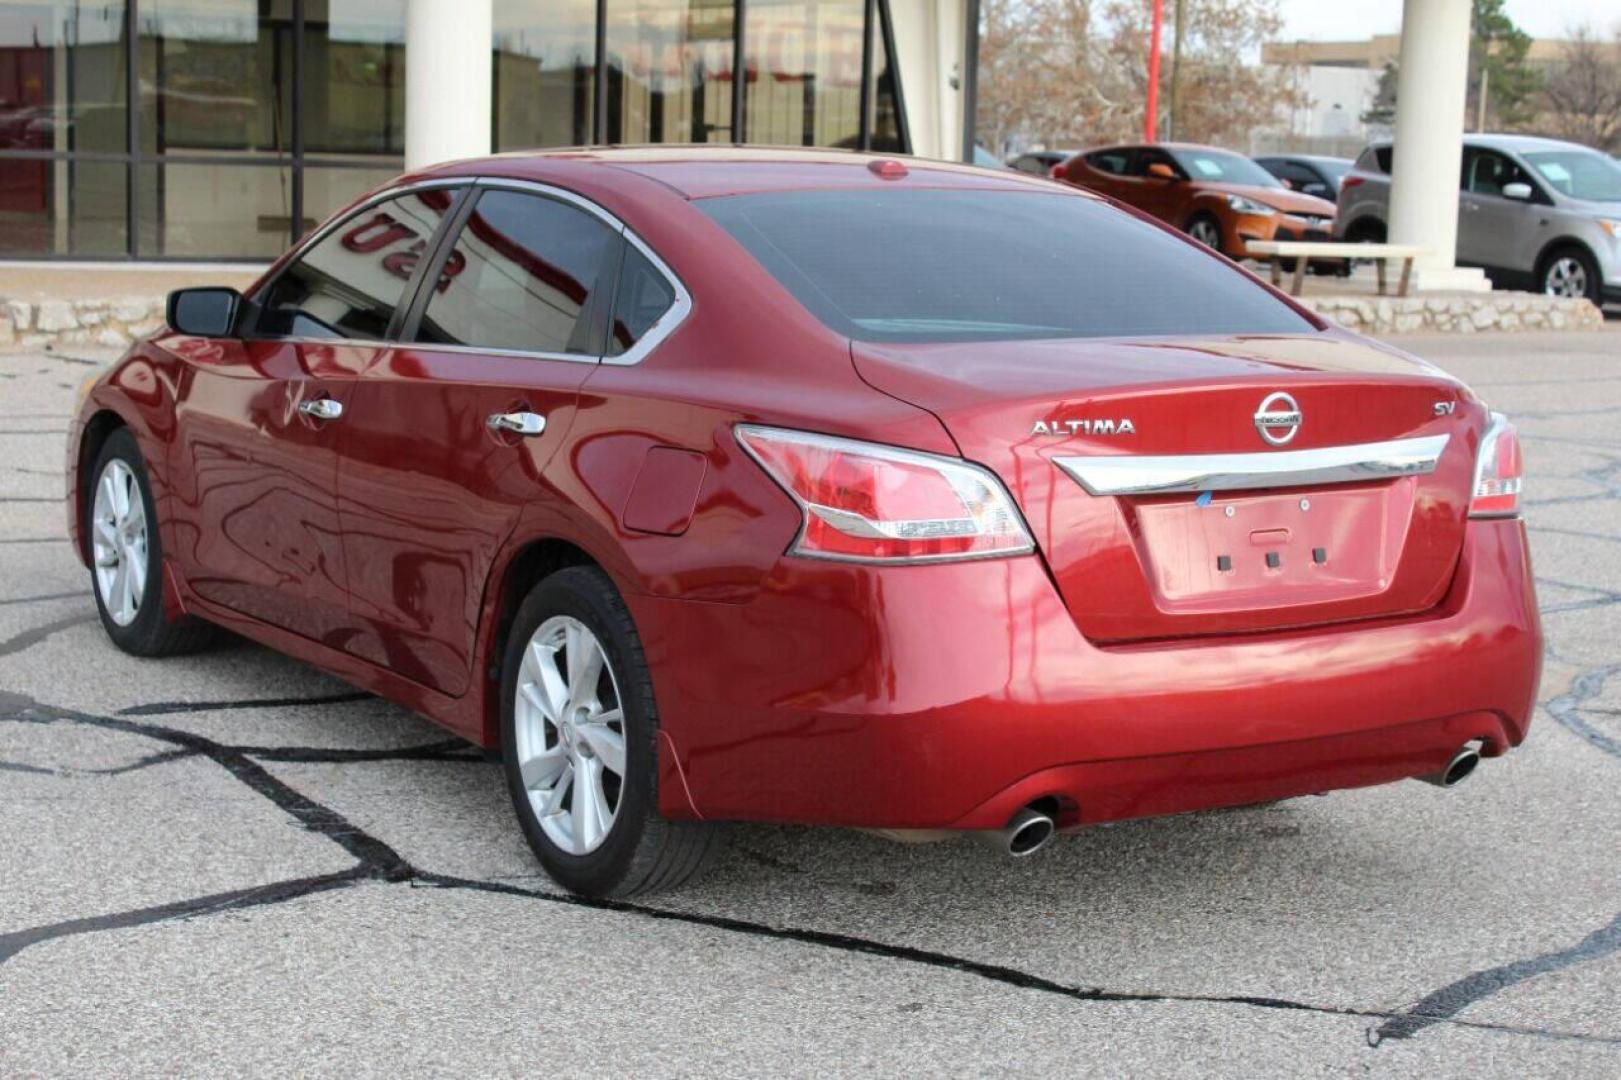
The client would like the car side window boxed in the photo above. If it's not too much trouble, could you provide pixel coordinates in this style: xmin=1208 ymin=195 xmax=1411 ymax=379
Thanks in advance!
xmin=257 ymin=188 xmax=457 ymax=340
xmin=413 ymin=189 xmax=618 ymax=355
xmin=1463 ymin=149 xmax=1534 ymax=198
xmin=1086 ymin=150 xmax=1130 ymax=175
xmin=607 ymin=243 xmax=677 ymax=358
xmin=1128 ymin=148 xmax=1180 ymax=178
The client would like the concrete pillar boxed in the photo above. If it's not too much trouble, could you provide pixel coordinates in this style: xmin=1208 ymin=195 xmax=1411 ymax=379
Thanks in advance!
xmin=405 ymin=0 xmax=493 ymax=171
xmin=1388 ymin=0 xmax=1489 ymax=292
xmin=888 ymin=0 xmax=970 ymax=161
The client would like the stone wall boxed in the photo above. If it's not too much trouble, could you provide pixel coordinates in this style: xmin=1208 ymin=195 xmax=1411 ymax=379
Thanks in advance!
xmin=1 ymin=297 xmax=168 ymax=350
xmin=1300 ymin=292 xmax=1604 ymax=334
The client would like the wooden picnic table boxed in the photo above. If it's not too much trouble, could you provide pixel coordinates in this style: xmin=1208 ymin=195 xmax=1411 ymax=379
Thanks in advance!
xmin=1245 ymin=241 xmax=1428 ymax=299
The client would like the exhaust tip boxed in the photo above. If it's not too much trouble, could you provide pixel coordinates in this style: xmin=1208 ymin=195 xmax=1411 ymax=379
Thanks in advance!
xmin=1419 ymin=745 xmax=1482 ymax=788
xmin=1005 ymin=809 xmax=1056 ymax=857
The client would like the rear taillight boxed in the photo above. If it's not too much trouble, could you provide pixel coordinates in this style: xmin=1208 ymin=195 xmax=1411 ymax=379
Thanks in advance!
xmin=1341 ymin=175 xmax=1364 ymax=189
xmin=735 ymin=425 xmax=1035 ymax=563
xmin=1470 ymin=412 xmax=1522 ymax=518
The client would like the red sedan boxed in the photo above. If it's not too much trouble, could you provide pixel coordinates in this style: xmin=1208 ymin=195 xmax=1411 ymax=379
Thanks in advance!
xmin=67 ymin=149 xmax=1540 ymax=897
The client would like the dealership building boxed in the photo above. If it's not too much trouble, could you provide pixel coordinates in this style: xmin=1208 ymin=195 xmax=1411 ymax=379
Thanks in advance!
xmin=0 ymin=0 xmax=977 ymax=261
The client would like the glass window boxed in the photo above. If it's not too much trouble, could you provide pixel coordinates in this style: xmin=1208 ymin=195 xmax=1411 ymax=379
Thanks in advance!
xmin=605 ymin=0 xmax=734 ymax=144
xmin=608 ymin=243 xmax=676 ymax=356
xmin=259 ymin=186 xmax=455 ymax=339
xmin=137 ymin=161 xmax=292 ymax=257
xmin=0 ymin=158 xmax=125 ymax=254
xmin=303 ymin=0 xmax=405 ymax=157
xmin=493 ymin=0 xmax=594 ymax=149
xmin=1129 ymin=147 xmax=1183 ymax=179
xmin=0 ymin=0 xmax=128 ymax=154
xmin=866 ymin=6 xmax=902 ymax=152
xmin=1169 ymin=148 xmax=1281 ymax=187
xmin=1523 ymin=149 xmax=1621 ymax=202
xmin=136 ymin=0 xmax=293 ymax=157
xmin=415 ymin=188 xmax=616 ymax=354
xmin=1086 ymin=150 xmax=1129 ymax=175
xmin=301 ymin=163 xmax=402 ymax=235
xmin=701 ymin=189 xmax=1316 ymax=343
xmin=743 ymin=0 xmax=863 ymax=148
xmin=1463 ymin=149 xmax=1535 ymax=198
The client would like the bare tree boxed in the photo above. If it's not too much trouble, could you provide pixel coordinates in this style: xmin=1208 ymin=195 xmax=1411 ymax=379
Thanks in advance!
xmin=1541 ymin=24 xmax=1621 ymax=153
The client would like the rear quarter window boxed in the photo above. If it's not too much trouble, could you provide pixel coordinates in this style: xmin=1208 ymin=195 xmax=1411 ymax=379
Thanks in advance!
xmin=700 ymin=188 xmax=1316 ymax=344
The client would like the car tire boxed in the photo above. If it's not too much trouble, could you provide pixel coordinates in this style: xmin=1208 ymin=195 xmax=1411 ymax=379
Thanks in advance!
xmin=86 ymin=428 xmax=219 ymax=657
xmin=1540 ymin=246 xmax=1601 ymax=304
xmin=1186 ymin=214 xmax=1224 ymax=254
xmin=500 ymin=564 xmax=722 ymax=897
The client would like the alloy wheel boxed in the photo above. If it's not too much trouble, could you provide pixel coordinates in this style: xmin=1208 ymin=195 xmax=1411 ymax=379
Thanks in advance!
xmin=1189 ymin=219 xmax=1221 ymax=250
xmin=1543 ymin=256 xmax=1588 ymax=298
xmin=91 ymin=458 xmax=147 ymax=627
xmin=513 ymin=615 xmax=627 ymax=855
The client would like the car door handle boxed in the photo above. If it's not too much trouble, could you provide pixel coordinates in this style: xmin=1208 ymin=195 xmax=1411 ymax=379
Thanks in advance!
xmin=487 ymin=411 xmax=546 ymax=437
xmin=298 ymin=398 xmax=344 ymax=421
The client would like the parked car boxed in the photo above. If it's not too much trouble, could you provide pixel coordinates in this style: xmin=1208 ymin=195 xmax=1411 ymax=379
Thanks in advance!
xmin=1254 ymin=154 xmax=1354 ymax=199
xmin=70 ymin=149 xmax=1538 ymax=898
xmin=1007 ymin=149 xmax=1076 ymax=176
xmin=1055 ymin=142 xmax=1339 ymax=261
xmin=1335 ymin=134 xmax=1621 ymax=304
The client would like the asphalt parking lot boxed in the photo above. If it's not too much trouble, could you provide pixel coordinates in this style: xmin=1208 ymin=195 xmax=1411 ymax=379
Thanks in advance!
xmin=2 ymin=329 xmax=1618 ymax=1076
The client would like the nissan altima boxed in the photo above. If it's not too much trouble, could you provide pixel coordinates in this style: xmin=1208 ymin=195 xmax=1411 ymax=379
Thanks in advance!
xmin=68 ymin=148 xmax=1540 ymax=897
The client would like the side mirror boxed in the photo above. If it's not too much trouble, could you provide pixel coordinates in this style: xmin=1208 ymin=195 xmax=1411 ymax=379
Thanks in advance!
xmin=1146 ymin=162 xmax=1178 ymax=181
xmin=166 ymin=287 xmax=243 ymax=337
xmin=1502 ymin=181 xmax=1533 ymax=201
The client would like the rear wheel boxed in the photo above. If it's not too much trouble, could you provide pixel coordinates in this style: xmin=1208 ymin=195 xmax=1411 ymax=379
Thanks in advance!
xmin=500 ymin=565 xmax=721 ymax=897
xmin=87 ymin=429 xmax=217 ymax=656
xmin=1540 ymin=246 xmax=1601 ymax=304
xmin=1186 ymin=214 xmax=1223 ymax=254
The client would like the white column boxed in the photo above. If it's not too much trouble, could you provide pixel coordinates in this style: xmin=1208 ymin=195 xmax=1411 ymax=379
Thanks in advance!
xmin=405 ymin=0 xmax=493 ymax=171
xmin=887 ymin=0 xmax=970 ymax=161
xmin=1388 ymin=0 xmax=1489 ymax=292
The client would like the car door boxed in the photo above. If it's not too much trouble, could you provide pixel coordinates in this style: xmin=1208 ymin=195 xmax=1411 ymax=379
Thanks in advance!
xmin=167 ymin=184 xmax=461 ymax=646
xmin=334 ymin=182 xmax=618 ymax=695
xmin=1458 ymin=147 xmax=1541 ymax=274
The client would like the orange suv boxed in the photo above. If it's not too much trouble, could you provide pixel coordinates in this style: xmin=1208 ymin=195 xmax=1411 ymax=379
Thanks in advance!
xmin=1056 ymin=143 xmax=1337 ymax=260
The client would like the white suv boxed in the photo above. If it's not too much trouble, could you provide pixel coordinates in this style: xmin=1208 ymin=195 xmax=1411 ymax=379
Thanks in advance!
xmin=1335 ymin=133 xmax=1621 ymax=305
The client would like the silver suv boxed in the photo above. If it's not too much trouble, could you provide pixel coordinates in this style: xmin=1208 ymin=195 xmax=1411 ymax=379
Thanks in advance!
xmin=1335 ymin=134 xmax=1621 ymax=304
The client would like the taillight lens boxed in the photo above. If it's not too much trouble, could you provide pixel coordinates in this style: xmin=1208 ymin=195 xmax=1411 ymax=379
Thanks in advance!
xmin=1342 ymin=175 xmax=1364 ymax=189
xmin=735 ymin=425 xmax=1035 ymax=563
xmin=1470 ymin=412 xmax=1523 ymax=518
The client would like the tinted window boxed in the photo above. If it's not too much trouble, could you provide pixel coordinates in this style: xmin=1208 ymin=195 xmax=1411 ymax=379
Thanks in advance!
xmin=1524 ymin=149 xmax=1621 ymax=202
xmin=607 ymin=244 xmax=678 ymax=357
xmin=1011 ymin=155 xmax=1047 ymax=175
xmin=415 ymin=189 xmax=616 ymax=354
xmin=701 ymin=189 xmax=1315 ymax=343
xmin=259 ymin=189 xmax=456 ymax=340
xmin=1086 ymin=150 xmax=1130 ymax=175
xmin=1374 ymin=146 xmax=1393 ymax=173
xmin=1130 ymin=148 xmax=1183 ymax=178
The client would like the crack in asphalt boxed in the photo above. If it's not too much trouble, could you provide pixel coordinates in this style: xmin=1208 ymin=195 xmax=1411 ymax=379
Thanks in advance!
xmin=1 ymin=688 xmax=1616 ymax=1049
xmin=0 ymin=613 xmax=94 ymax=659
xmin=0 ymin=590 xmax=81 ymax=608
xmin=1544 ymin=664 xmax=1621 ymax=759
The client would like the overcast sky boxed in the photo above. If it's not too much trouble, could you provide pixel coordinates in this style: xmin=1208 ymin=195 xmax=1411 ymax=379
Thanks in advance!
xmin=1276 ymin=0 xmax=1619 ymax=42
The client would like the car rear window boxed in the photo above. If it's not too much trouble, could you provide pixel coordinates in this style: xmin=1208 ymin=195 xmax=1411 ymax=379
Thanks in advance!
xmin=699 ymin=189 xmax=1315 ymax=343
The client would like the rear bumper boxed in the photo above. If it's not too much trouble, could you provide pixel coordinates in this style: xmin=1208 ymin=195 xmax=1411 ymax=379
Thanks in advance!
xmin=633 ymin=520 xmax=1540 ymax=829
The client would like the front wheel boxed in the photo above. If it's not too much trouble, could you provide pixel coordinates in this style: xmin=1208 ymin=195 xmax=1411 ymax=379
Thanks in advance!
xmin=500 ymin=565 xmax=721 ymax=897
xmin=1186 ymin=214 xmax=1224 ymax=254
xmin=87 ymin=428 xmax=217 ymax=656
xmin=1541 ymin=247 xmax=1601 ymax=304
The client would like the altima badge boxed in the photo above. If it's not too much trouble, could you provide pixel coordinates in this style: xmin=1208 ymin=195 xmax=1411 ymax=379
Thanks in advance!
xmin=1032 ymin=419 xmax=1136 ymax=437
xmin=1254 ymin=392 xmax=1302 ymax=446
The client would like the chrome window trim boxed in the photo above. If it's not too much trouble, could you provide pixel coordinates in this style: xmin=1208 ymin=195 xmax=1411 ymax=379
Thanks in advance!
xmin=1055 ymin=434 xmax=1451 ymax=496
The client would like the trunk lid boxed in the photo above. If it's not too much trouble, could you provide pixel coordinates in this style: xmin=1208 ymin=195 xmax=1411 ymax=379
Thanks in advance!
xmin=854 ymin=333 xmax=1482 ymax=641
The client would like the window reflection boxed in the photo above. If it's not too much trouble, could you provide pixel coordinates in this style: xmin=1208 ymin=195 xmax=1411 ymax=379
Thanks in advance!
xmin=137 ymin=161 xmax=292 ymax=257
xmin=0 ymin=158 xmax=125 ymax=254
xmin=304 ymin=0 xmax=405 ymax=157
xmin=137 ymin=0 xmax=292 ymax=157
xmin=0 ymin=0 xmax=128 ymax=153
xmin=494 ymin=0 xmax=594 ymax=149
xmin=743 ymin=0 xmax=863 ymax=148
xmin=605 ymin=0 xmax=734 ymax=145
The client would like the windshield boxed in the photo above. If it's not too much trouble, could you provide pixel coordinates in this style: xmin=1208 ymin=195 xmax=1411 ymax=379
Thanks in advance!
xmin=1171 ymin=149 xmax=1284 ymax=188
xmin=699 ymin=189 xmax=1314 ymax=343
xmin=1523 ymin=149 xmax=1621 ymax=202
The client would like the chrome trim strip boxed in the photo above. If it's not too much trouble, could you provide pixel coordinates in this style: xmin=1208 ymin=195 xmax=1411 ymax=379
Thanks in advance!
xmin=1055 ymin=434 xmax=1450 ymax=496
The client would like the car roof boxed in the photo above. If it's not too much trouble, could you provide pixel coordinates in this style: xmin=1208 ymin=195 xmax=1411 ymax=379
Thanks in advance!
xmin=414 ymin=146 xmax=1064 ymax=200
xmin=1364 ymin=133 xmax=1595 ymax=155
